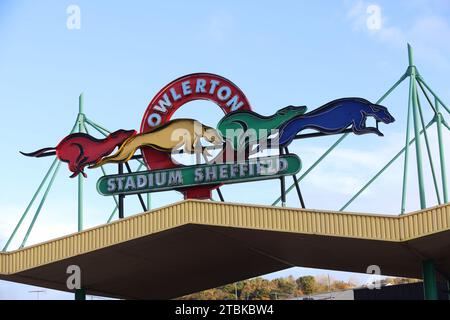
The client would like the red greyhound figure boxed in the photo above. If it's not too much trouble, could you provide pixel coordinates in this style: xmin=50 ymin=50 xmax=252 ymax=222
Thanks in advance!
xmin=21 ymin=129 xmax=137 ymax=178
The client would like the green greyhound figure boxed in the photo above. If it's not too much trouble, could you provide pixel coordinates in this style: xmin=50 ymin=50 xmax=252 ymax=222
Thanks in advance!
xmin=217 ymin=105 xmax=307 ymax=151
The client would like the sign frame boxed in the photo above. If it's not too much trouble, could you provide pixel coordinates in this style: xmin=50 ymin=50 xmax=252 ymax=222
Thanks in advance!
xmin=97 ymin=155 xmax=301 ymax=197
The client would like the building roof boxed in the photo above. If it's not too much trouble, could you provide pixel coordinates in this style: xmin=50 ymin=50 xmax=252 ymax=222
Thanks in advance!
xmin=1 ymin=200 xmax=449 ymax=299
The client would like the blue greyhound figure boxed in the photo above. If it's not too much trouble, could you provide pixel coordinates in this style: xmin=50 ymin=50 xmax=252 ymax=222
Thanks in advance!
xmin=278 ymin=98 xmax=395 ymax=147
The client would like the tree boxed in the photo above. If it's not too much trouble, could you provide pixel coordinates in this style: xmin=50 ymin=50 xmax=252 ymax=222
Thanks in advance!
xmin=272 ymin=276 xmax=297 ymax=298
xmin=331 ymin=280 xmax=354 ymax=291
xmin=380 ymin=277 xmax=420 ymax=286
xmin=179 ymin=274 xmax=360 ymax=300
xmin=296 ymin=276 xmax=316 ymax=295
xmin=240 ymin=277 xmax=274 ymax=300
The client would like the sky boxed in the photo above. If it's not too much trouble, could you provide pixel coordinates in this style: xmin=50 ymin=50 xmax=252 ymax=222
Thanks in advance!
xmin=0 ymin=0 xmax=450 ymax=299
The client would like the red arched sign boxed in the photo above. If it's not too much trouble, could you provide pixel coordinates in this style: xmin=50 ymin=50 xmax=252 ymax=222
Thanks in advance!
xmin=140 ymin=73 xmax=252 ymax=199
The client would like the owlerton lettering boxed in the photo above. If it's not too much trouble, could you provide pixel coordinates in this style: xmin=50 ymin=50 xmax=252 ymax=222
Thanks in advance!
xmin=151 ymin=78 xmax=244 ymax=114
xmin=146 ymin=74 xmax=250 ymax=127
xmin=140 ymin=73 xmax=252 ymax=199
xmin=97 ymin=155 xmax=301 ymax=196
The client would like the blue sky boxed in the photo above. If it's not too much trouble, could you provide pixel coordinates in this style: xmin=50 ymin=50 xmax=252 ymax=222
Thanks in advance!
xmin=1 ymin=0 xmax=450 ymax=299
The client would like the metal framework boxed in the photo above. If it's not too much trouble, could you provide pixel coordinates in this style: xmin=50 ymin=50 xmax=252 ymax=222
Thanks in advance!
xmin=1 ymin=94 xmax=152 ymax=252
xmin=273 ymin=44 xmax=449 ymax=214
xmin=2 ymin=44 xmax=449 ymax=300
xmin=271 ymin=44 xmax=450 ymax=300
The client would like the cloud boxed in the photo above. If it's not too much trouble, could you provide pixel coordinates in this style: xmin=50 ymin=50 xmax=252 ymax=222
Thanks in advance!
xmin=346 ymin=1 xmax=406 ymax=47
xmin=346 ymin=1 xmax=450 ymax=69
xmin=346 ymin=0 xmax=367 ymax=30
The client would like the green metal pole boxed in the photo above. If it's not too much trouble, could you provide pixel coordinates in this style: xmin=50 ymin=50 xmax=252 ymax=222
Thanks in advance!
xmin=107 ymin=207 xmax=118 ymax=223
xmin=401 ymin=73 xmax=414 ymax=214
xmin=75 ymin=288 xmax=86 ymax=300
xmin=2 ymin=158 xmax=59 ymax=252
xmin=408 ymin=44 xmax=439 ymax=301
xmin=272 ymin=73 xmax=407 ymax=206
xmin=3 ymin=119 xmax=79 ymax=251
xmin=20 ymin=162 xmax=62 ymax=248
xmin=84 ymin=117 xmax=111 ymax=135
xmin=340 ymin=120 xmax=435 ymax=211
xmin=85 ymin=120 xmax=147 ymax=168
xmin=376 ymin=73 xmax=408 ymax=106
xmin=416 ymin=89 xmax=441 ymax=204
xmin=402 ymin=44 xmax=427 ymax=211
xmin=78 ymin=93 xmax=84 ymax=232
xmin=272 ymin=134 xmax=348 ymax=206
xmin=82 ymin=123 xmax=120 ymax=210
xmin=422 ymin=260 xmax=439 ymax=300
xmin=410 ymin=62 xmax=427 ymax=209
xmin=85 ymin=118 xmax=109 ymax=137
xmin=407 ymin=43 xmax=414 ymax=70
xmin=417 ymin=76 xmax=450 ymax=116
xmin=435 ymin=97 xmax=448 ymax=203
xmin=105 ymin=162 xmax=145 ymax=223
xmin=76 ymin=94 xmax=86 ymax=301
xmin=83 ymin=121 xmax=120 ymax=224
xmin=443 ymin=120 xmax=450 ymax=132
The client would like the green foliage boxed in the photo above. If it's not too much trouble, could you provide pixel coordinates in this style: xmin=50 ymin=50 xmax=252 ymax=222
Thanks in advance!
xmin=296 ymin=276 xmax=316 ymax=295
xmin=380 ymin=277 xmax=420 ymax=286
xmin=180 ymin=275 xmax=353 ymax=300
xmin=179 ymin=275 xmax=417 ymax=300
xmin=240 ymin=278 xmax=274 ymax=300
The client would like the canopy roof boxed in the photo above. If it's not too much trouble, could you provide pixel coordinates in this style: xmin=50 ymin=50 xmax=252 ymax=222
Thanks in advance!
xmin=1 ymin=200 xmax=449 ymax=299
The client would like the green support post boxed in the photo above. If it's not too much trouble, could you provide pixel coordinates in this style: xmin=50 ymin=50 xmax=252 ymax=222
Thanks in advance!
xmin=401 ymin=74 xmax=414 ymax=214
xmin=3 ymin=120 xmax=79 ymax=251
xmin=408 ymin=45 xmax=427 ymax=210
xmin=75 ymin=94 xmax=85 ymax=301
xmin=417 ymin=76 xmax=450 ymax=116
xmin=78 ymin=93 xmax=84 ymax=232
xmin=422 ymin=260 xmax=439 ymax=300
xmin=84 ymin=117 xmax=111 ymax=135
xmin=20 ymin=162 xmax=62 ymax=248
xmin=408 ymin=45 xmax=440 ymax=301
xmin=107 ymin=207 xmax=118 ymax=223
xmin=416 ymin=90 xmax=441 ymax=204
xmin=2 ymin=158 xmax=59 ymax=251
xmin=435 ymin=97 xmax=448 ymax=203
xmin=75 ymin=288 xmax=86 ymax=300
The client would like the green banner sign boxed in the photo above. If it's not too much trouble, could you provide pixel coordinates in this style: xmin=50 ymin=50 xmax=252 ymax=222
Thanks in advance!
xmin=97 ymin=155 xmax=301 ymax=196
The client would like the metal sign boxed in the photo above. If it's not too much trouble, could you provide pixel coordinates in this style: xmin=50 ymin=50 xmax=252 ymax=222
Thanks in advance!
xmin=20 ymin=130 xmax=137 ymax=178
xmin=97 ymin=155 xmax=301 ymax=196
xmin=140 ymin=73 xmax=252 ymax=199
xmin=20 ymin=73 xmax=395 ymax=201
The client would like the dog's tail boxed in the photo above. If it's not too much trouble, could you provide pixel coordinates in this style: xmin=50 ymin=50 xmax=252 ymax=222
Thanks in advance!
xmin=20 ymin=147 xmax=56 ymax=158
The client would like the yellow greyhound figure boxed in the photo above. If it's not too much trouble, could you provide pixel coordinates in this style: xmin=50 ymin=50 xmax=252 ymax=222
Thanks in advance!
xmin=91 ymin=119 xmax=223 ymax=168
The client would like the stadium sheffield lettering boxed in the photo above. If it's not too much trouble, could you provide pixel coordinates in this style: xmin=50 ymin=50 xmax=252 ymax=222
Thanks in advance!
xmin=97 ymin=155 xmax=301 ymax=196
